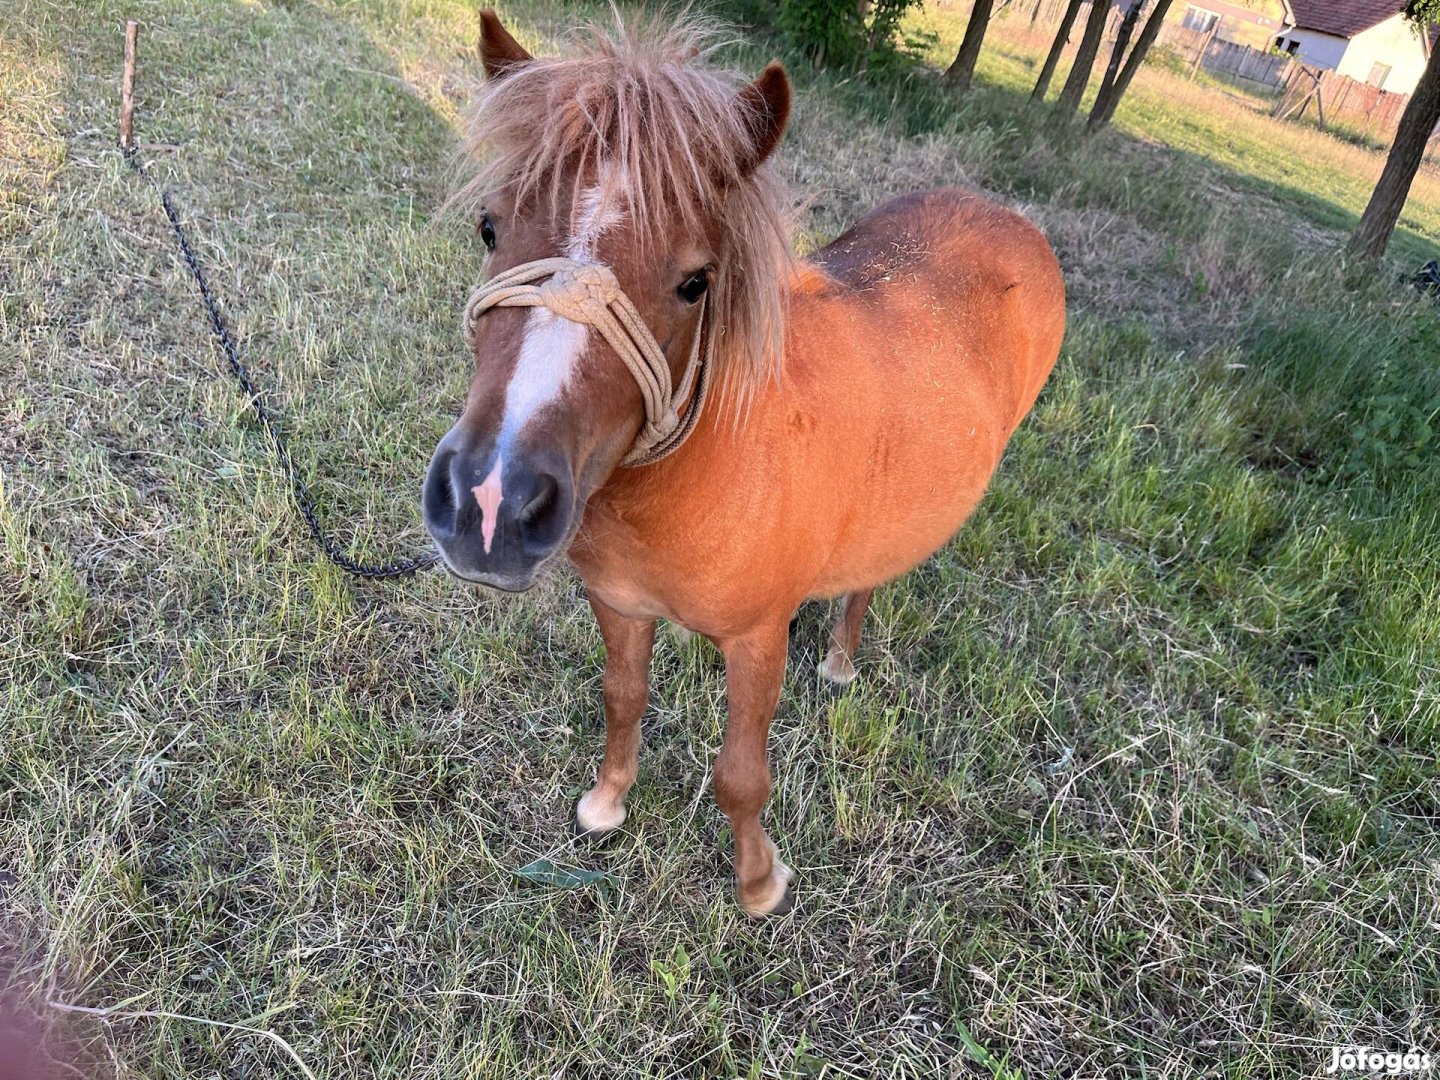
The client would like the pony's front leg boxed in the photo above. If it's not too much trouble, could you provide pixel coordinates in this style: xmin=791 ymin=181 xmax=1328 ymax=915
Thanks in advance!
xmin=575 ymin=597 xmax=656 ymax=838
xmin=714 ymin=620 xmax=793 ymax=916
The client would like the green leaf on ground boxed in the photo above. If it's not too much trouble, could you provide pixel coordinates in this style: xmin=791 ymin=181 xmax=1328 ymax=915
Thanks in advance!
xmin=513 ymin=859 xmax=609 ymax=890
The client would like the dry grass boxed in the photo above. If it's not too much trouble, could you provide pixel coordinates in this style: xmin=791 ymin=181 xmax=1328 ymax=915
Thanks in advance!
xmin=3 ymin=0 xmax=1438 ymax=1077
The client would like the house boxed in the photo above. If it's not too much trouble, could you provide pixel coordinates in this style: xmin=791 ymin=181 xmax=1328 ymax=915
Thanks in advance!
xmin=1273 ymin=0 xmax=1438 ymax=93
xmin=1168 ymin=0 xmax=1288 ymax=49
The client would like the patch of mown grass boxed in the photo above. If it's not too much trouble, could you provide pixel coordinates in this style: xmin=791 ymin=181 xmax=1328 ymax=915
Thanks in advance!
xmin=3 ymin=0 xmax=1438 ymax=1077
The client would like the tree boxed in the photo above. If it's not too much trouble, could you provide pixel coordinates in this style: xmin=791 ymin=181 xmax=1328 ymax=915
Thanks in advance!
xmin=776 ymin=0 xmax=925 ymax=70
xmin=1349 ymin=5 xmax=1440 ymax=262
xmin=1088 ymin=0 xmax=1144 ymax=120
xmin=1032 ymin=0 xmax=1086 ymax=102
xmin=1086 ymin=0 xmax=1177 ymax=128
xmin=1055 ymin=0 xmax=1112 ymax=118
xmin=946 ymin=0 xmax=998 ymax=92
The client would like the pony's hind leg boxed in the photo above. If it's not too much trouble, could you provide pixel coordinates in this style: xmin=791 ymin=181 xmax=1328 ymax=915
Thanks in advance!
xmin=819 ymin=588 xmax=874 ymax=687
xmin=714 ymin=620 xmax=794 ymax=916
xmin=575 ymin=597 xmax=656 ymax=838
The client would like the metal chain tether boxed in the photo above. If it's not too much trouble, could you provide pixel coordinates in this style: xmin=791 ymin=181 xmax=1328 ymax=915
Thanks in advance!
xmin=122 ymin=145 xmax=436 ymax=580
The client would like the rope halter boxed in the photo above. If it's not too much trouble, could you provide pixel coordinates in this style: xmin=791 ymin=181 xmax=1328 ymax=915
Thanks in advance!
xmin=462 ymin=257 xmax=712 ymax=468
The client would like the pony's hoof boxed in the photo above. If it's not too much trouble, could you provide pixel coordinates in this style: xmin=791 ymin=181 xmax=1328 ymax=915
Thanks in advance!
xmin=574 ymin=789 xmax=626 ymax=841
xmin=818 ymin=649 xmax=857 ymax=689
xmin=739 ymin=852 xmax=794 ymax=917
xmin=769 ymin=881 xmax=796 ymax=916
xmin=574 ymin=818 xmax=619 ymax=844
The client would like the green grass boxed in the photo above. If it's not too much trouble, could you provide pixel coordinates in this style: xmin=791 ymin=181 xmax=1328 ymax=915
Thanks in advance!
xmin=3 ymin=0 xmax=1439 ymax=1077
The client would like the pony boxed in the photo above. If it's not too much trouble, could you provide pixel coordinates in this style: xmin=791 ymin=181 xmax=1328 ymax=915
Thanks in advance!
xmin=423 ymin=9 xmax=1066 ymax=916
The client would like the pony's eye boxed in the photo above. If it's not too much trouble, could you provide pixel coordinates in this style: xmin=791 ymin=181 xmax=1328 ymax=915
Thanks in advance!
xmin=677 ymin=270 xmax=709 ymax=304
xmin=479 ymin=213 xmax=497 ymax=251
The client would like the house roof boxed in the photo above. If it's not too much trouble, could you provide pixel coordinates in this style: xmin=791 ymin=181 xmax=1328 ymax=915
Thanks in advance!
xmin=1284 ymin=0 xmax=1432 ymax=39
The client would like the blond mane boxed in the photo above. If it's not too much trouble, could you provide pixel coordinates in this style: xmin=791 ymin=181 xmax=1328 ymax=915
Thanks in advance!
xmin=449 ymin=10 xmax=794 ymax=399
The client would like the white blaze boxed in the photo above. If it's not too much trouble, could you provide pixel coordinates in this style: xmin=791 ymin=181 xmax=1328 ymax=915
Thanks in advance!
xmin=492 ymin=184 xmax=624 ymax=452
xmin=497 ymin=309 xmax=587 ymax=448
xmin=568 ymin=184 xmax=624 ymax=259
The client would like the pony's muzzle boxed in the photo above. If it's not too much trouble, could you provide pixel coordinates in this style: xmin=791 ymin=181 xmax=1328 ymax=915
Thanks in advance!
xmin=422 ymin=430 xmax=574 ymax=590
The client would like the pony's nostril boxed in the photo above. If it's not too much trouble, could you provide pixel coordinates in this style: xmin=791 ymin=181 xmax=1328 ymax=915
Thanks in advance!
xmin=423 ymin=448 xmax=459 ymax=534
xmin=519 ymin=474 xmax=558 ymax=527
xmin=518 ymin=472 xmax=568 ymax=551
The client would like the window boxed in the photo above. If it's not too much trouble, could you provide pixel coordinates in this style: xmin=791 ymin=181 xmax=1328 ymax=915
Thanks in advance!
xmin=1366 ymin=62 xmax=1391 ymax=88
xmin=1182 ymin=5 xmax=1221 ymax=32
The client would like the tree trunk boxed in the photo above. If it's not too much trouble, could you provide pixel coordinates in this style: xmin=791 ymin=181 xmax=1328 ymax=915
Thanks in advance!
xmin=1349 ymin=38 xmax=1440 ymax=262
xmin=947 ymin=0 xmax=998 ymax=92
xmin=1032 ymin=0 xmax=1086 ymax=101
xmin=1087 ymin=0 xmax=1176 ymax=129
xmin=1088 ymin=0 xmax=1145 ymax=123
xmin=1056 ymin=0 xmax=1112 ymax=117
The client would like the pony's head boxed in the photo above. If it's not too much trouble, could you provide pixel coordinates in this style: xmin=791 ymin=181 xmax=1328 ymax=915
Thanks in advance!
xmin=423 ymin=9 xmax=792 ymax=591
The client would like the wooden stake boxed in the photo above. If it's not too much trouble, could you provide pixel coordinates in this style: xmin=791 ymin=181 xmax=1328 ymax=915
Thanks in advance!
xmin=120 ymin=20 xmax=138 ymax=152
xmin=1190 ymin=21 xmax=1218 ymax=79
xmin=1271 ymin=64 xmax=1295 ymax=117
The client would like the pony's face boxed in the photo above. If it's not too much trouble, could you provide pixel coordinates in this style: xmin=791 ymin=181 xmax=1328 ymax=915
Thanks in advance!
xmin=423 ymin=184 xmax=717 ymax=590
xmin=423 ymin=12 xmax=789 ymax=592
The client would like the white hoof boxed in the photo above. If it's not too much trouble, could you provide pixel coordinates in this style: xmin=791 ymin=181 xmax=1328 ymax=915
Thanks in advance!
xmin=575 ymin=788 xmax=626 ymax=836
xmin=739 ymin=841 xmax=795 ymax=917
xmin=818 ymin=648 xmax=856 ymax=686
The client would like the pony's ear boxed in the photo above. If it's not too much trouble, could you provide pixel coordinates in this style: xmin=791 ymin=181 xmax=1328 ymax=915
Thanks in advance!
xmin=478 ymin=9 xmax=533 ymax=79
xmin=735 ymin=62 xmax=791 ymax=176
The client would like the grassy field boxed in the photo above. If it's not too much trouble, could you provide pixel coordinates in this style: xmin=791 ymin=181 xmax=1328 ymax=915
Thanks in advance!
xmin=908 ymin=7 xmax=1440 ymax=265
xmin=3 ymin=0 xmax=1439 ymax=1076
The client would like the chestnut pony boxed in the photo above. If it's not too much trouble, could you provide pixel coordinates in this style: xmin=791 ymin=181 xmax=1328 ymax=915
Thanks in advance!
xmin=423 ymin=10 xmax=1065 ymax=915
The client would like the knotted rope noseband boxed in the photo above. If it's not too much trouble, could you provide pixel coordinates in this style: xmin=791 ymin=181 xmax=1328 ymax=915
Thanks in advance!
xmin=463 ymin=257 xmax=712 ymax=467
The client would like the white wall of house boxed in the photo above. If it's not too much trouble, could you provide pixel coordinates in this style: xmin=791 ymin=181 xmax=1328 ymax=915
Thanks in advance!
xmin=1335 ymin=14 xmax=1430 ymax=93
xmin=1280 ymin=27 xmax=1348 ymax=69
xmin=1277 ymin=16 xmax=1431 ymax=93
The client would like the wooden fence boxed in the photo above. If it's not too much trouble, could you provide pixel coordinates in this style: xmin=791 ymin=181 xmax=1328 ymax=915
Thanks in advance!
xmin=1153 ymin=23 xmax=1292 ymax=88
xmin=1272 ymin=63 xmax=1413 ymax=141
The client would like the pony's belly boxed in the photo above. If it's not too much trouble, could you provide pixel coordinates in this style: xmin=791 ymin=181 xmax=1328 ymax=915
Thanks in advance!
xmin=813 ymin=498 xmax=984 ymax=597
xmin=808 ymin=425 xmax=1002 ymax=596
